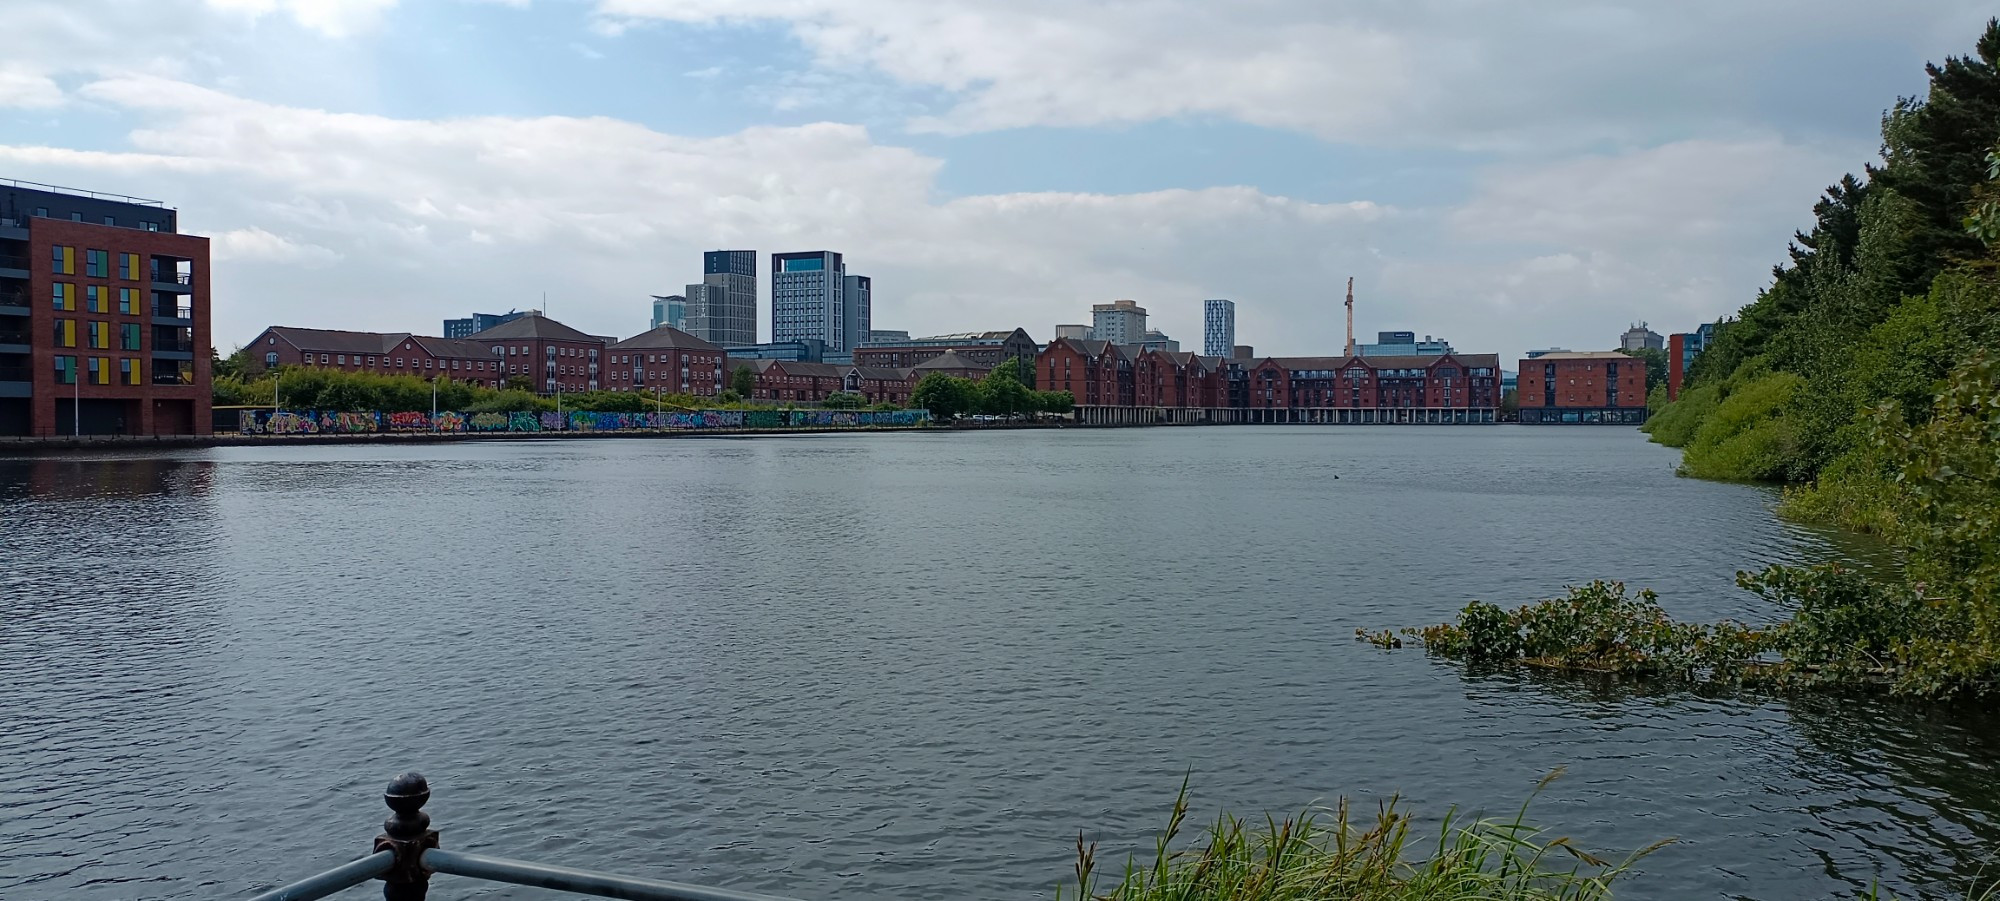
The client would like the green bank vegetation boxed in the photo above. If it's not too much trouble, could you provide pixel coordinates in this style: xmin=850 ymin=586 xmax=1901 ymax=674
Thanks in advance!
xmin=1058 ymin=774 xmax=1661 ymax=901
xmin=911 ymin=358 xmax=1074 ymax=419
xmin=1519 ymin=20 xmax=2000 ymax=700
xmin=212 ymin=366 xmax=907 ymax=414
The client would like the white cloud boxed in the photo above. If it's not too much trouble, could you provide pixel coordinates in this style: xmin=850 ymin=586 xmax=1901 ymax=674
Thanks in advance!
xmin=203 ymin=0 xmax=400 ymax=37
xmin=213 ymin=227 xmax=343 ymax=266
xmin=593 ymin=0 xmax=1993 ymax=147
xmin=0 ymin=68 xmax=65 ymax=109
xmin=0 ymin=76 xmax=1853 ymax=363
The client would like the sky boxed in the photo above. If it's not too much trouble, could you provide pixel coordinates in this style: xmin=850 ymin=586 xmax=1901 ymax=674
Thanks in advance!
xmin=0 ymin=1 xmax=1992 ymax=363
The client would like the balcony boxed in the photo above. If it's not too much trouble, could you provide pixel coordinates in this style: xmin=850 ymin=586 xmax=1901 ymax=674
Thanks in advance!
xmin=0 ymin=328 xmax=26 ymax=355
xmin=152 ymin=301 xmax=193 ymax=326
xmin=0 ymin=253 xmax=27 ymax=279
xmin=0 ymin=289 xmax=26 ymax=317
xmin=151 ymin=270 xmax=194 ymax=294
xmin=0 ymin=364 xmax=28 ymax=397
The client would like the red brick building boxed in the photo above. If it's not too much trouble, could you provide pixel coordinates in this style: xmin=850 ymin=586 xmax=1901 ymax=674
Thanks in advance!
xmin=725 ymin=358 xmax=914 ymax=405
xmin=851 ymin=328 xmax=1037 ymax=369
xmin=466 ymin=312 xmax=607 ymax=394
xmin=909 ymin=349 xmax=992 ymax=381
xmin=1517 ymin=351 xmax=1648 ymax=424
xmin=1 ymin=182 xmax=211 ymax=436
xmin=605 ymin=326 xmax=726 ymax=397
xmin=246 ymin=327 xmax=510 ymax=387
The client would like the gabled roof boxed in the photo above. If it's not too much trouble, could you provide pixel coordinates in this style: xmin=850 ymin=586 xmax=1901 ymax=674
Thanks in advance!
xmin=726 ymin=358 xmax=781 ymax=374
xmin=912 ymin=329 xmax=1021 ymax=342
xmin=849 ymin=365 xmax=913 ymax=381
xmin=775 ymin=361 xmax=842 ymax=378
xmin=265 ymin=326 xmax=407 ymax=355
xmin=1523 ymin=351 xmax=1627 ymax=362
xmin=913 ymin=349 xmax=993 ymax=371
xmin=468 ymin=312 xmax=603 ymax=343
xmin=611 ymin=326 xmax=722 ymax=353
xmin=406 ymin=335 xmax=498 ymax=359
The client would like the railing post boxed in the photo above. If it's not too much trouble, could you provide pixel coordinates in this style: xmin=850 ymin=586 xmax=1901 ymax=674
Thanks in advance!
xmin=372 ymin=773 xmax=440 ymax=900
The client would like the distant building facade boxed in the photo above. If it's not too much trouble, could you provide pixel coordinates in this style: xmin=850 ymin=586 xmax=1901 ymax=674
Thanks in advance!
xmin=689 ymin=250 xmax=756 ymax=347
xmin=868 ymin=329 xmax=910 ymax=343
xmin=1091 ymin=300 xmax=1147 ymax=346
xmin=1357 ymin=331 xmax=1452 ymax=357
xmin=1666 ymin=321 xmax=1719 ymax=400
xmin=649 ymin=295 xmax=685 ymax=331
xmin=1203 ymin=299 xmax=1235 ymax=357
xmin=851 ymin=329 xmax=1038 ymax=369
xmin=1137 ymin=329 xmax=1179 ymax=352
xmin=468 ymin=312 xmax=608 ymax=394
xmin=772 ymin=251 xmax=852 ymax=351
xmin=722 ymin=340 xmax=827 ymax=363
xmin=1516 ymin=351 xmax=1648 ymax=424
xmin=1524 ymin=347 xmax=1571 ymax=359
xmin=248 ymin=326 xmax=509 ymax=387
xmin=843 ymin=274 xmax=872 ymax=356
xmin=443 ymin=310 xmax=525 ymax=340
xmin=1620 ymin=323 xmax=1664 ymax=352
xmin=605 ymin=326 xmax=726 ymax=397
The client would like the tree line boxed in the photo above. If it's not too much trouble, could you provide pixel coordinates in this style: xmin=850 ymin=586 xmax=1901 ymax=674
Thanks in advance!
xmin=910 ymin=358 xmax=1074 ymax=419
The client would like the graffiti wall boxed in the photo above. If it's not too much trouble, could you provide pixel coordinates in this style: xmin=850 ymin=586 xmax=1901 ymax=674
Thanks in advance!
xmin=237 ymin=408 xmax=928 ymax=435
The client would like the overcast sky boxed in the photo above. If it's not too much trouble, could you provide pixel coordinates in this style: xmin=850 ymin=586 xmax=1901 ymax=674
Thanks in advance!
xmin=1 ymin=1 xmax=1990 ymax=362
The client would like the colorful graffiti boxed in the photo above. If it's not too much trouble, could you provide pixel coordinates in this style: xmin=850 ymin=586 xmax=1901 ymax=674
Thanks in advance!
xmin=236 ymin=408 xmax=928 ymax=435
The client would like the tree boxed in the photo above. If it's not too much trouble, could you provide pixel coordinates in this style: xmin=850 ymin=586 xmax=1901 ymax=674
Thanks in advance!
xmin=731 ymin=365 xmax=757 ymax=398
xmin=977 ymin=365 xmax=1033 ymax=415
xmin=1034 ymin=390 xmax=1074 ymax=415
xmin=214 ymin=345 xmax=250 ymax=380
xmin=1619 ymin=347 xmax=1668 ymax=393
xmin=502 ymin=375 xmax=535 ymax=393
xmin=989 ymin=356 xmax=1035 ymax=389
xmin=1500 ymin=388 xmax=1519 ymax=419
xmin=911 ymin=373 xmax=977 ymax=419
xmin=823 ymin=391 xmax=866 ymax=409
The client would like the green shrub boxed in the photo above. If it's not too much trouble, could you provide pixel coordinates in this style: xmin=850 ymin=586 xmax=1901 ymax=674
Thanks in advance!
xmin=1677 ymin=371 xmax=1804 ymax=480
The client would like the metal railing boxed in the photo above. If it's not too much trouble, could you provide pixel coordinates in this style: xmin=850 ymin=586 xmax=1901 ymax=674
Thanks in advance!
xmin=155 ymin=304 xmax=194 ymax=320
xmin=248 ymin=774 xmax=806 ymax=901
xmin=1 ymin=176 xmax=167 ymax=206
xmin=0 ymin=254 xmax=27 ymax=271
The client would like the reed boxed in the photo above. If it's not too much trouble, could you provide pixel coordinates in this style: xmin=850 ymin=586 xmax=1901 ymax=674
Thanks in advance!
xmin=1057 ymin=772 xmax=1668 ymax=901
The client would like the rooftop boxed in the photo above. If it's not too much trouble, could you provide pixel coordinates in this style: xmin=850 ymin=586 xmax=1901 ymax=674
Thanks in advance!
xmin=2 ymin=176 xmax=166 ymax=208
xmin=612 ymin=326 xmax=722 ymax=352
xmin=1528 ymin=351 xmax=1636 ymax=361
xmin=468 ymin=311 xmax=603 ymax=343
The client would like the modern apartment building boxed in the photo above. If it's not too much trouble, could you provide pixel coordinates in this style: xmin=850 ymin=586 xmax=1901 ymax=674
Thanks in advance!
xmin=688 ymin=250 xmax=756 ymax=347
xmin=1516 ymin=351 xmax=1648 ymax=424
xmin=1357 ymin=331 xmax=1453 ymax=357
xmin=443 ymin=310 xmax=525 ymax=339
xmin=1091 ymin=300 xmax=1147 ymax=345
xmin=1666 ymin=321 xmax=1718 ymax=400
xmin=1053 ymin=324 xmax=1093 ymax=341
xmin=771 ymin=251 xmax=855 ymax=351
xmin=649 ymin=295 xmax=685 ymax=331
xmin=1203 ymin=299 xmax=1235 ymax=357
xmin=0 ymin=180 xmax=209 ymax=436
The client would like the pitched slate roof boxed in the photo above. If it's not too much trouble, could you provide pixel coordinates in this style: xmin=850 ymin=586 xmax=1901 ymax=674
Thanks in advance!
xmin=468 ymin=312 xmax=602 ymax=343
xmin=850 ymin=365 xmax=913 ymax=381
xmin=267 ymin=326 xmax=407 ymax=355
xmin=610 ymin=326 xmax=722 ymax=353
xmin=406 ymin=336 xmax=498 ymax=359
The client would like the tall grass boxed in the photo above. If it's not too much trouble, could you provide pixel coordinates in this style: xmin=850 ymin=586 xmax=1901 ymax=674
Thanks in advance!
xmin=1057 ymin=772 xmax=1667 ymax=901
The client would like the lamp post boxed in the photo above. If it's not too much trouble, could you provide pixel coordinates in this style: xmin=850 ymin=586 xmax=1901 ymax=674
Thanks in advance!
xmin=72 ymin=359 xmax=79 ymax=437
xmin=431 ymin=375 xmax=439 ymax=426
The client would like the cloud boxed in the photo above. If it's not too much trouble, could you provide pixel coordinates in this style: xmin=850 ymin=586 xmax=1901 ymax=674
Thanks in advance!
xmin=0 ymin=76 xmax=1852 ymax=363
xmin=592 ymin=0 xmax=1994 ymax=148
xmin=212 ymin=227 xmax=343 ymax=266
xmin=0 ymin=68 xmax=65 ymax=109
xmin=203 ymin=0 xmax=400 ymax=37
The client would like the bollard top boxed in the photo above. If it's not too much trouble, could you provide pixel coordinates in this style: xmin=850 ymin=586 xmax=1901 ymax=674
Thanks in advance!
xmin=382 ymin=772 xmax=432 ymax=840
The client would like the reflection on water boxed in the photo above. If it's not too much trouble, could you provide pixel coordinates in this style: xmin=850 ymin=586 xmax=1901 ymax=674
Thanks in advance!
xmin=0 ymin=429 xmax=1993 ymax=901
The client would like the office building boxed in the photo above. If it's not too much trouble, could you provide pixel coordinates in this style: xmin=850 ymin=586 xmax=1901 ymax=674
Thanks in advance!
xmin=1053 ymin=324 xmax=1093 ymax=341
xmin=688 ymin=250 xmax=756 ymax=347
xmin=772 ymin=251 xmax=857 ymax=351
xmin=0 ymin=180 xmax=210 ymax=436
xmin=1517 ymin=351 xmax=1648 ymax=424
xmin=1667 ymin=321 xmax=1719 ymax=400
xmin=1091 ymin=300 xmax=1147 ymax=346
xmin=443 ymin=310 xmax=525 ymax=340
xmin=868 ymin=329 xmax=910 ymax=343
xmin=722 ymin=340 xmax=827 ymax=363
xmin=1203 ymin=299 xmax=1235 ymax=357
xmin=1620 ymin=323 xmax=1664 ymax=352
xmin=1357 ymin=330 xmax=1453 ymax=357
xmin=649 ymin=295 xmax=685 ymax=331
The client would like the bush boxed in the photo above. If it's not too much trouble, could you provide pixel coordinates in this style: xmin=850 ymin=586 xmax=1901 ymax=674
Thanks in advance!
xmin=1677 ymin=371 xmax=1804 ymax=480
xmin=1642 ymin=382 xmax=1718 ymax=447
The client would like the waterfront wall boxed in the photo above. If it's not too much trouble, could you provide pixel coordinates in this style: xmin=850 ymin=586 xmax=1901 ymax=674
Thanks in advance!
xmin=233 ymin=408 xmax=930 ymax=435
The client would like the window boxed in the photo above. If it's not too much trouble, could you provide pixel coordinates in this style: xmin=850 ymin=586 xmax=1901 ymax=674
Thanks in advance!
xmin=320 ymin=354 xmax=329 ymax=363
xmin=396 ymin=358 xmax=403 ymax=367
xmin=85 ymin=250 xmax=108 ymax=277
xmin=51 ymin=245 xmax=74 ymax=275
xmin=85 ymin=286 xmax=106 ymax=313
xmin=53 ymin=319 xmax=75 ymax=347
xmin=52 ymin=282 xmax=72 ymax=311
xmin=88 ymin=321 xmax=107 ymax=349
xmin=88 ymin=356 xmax=108 ymax=384
xmin=34 ymin=207 xmax=46 ymax=217
xmin=337 ymin=355 xmax=346 ymax=364
xmin=142 ymin=221 xmax=159 ymax=232
xmin=452 ymin=360 xmax=460 ymax=370
xmin=265 ymin=351 xmax=278 ymax=367
xmin=102 ymin=216 xmax=115 ymax=227
xmin=122 ymin=359 xmax=140 ymax=385
xmin=118 ymin=287 xmax=135 ymax=314
xmin=69 ymin=212 xmax=82 ymax=222
xmin=120 ymin=253 xmax=140 ymax=280
xmin=54 ymin=355 xmax=76 ymax=384
xmin=426 ymin=360 xmax=434 ymax=369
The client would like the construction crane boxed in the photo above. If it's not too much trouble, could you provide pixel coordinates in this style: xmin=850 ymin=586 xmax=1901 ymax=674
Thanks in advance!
xmin=1344 ymin=277 xmax=1356 ymax=357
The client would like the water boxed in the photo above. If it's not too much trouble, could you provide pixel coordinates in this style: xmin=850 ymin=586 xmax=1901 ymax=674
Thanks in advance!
xmin=1 ymin=427 xmax=1995 ymax=901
